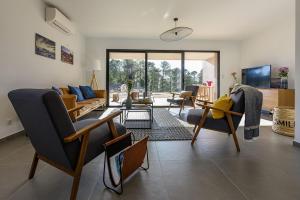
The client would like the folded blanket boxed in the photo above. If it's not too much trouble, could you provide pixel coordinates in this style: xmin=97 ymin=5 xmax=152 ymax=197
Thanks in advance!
xmin=231 ymin=84 xmax=263 ymax=140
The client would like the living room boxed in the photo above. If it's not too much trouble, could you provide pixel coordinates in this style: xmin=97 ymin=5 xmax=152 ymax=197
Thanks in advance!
xmin=1 ymin=0 xmax=300 ymax=199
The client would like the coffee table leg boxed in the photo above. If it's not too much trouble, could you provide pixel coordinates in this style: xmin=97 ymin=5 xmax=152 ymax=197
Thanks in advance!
xmin=149 ymin=110 xmax=152 ymax=128
xmin=152 ymin=104 xmax=154 ymax=122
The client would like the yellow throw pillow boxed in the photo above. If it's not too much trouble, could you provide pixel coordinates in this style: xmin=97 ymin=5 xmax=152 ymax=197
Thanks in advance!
xmin=211 ymin=95 xmax=233 ymax=119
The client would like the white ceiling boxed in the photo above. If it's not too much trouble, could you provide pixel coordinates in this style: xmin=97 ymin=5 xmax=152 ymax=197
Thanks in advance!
xmin=44 ymin=0 xmax=294 ymax=40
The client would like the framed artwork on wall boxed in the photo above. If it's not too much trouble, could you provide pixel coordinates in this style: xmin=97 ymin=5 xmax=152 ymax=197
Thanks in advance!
xmin=35 ymin=33 xmax=55 ymax=59
xmin=61 ymin=45 xmax=73 ymax=65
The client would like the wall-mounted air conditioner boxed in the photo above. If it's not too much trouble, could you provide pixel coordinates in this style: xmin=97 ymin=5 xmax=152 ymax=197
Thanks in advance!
xmin=46 ymin=7 xmax=74 ymax=35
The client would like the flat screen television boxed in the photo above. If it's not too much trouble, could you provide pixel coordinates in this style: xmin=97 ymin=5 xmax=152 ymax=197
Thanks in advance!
xmin=242 ymin=65 xmax=271 ymax=88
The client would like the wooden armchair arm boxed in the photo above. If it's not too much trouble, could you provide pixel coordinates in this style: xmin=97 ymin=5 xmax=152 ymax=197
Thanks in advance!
xmin=171 ymin=92 xmax=180 ymax=95
xmin=197 ymin=99 xmax=214 ymax=104
xmin=197 ymin=103 xmax=243 ymax=117
xmin=67 ymin=105 xmax=84 ymax=122
xmin=64 ymin=110 xmax=122 ymax=143
xmin=104 ymin=132 xmax=131 ymax=147
xmin=67 ymin=105 xmax=84 ymax=115
xmin=170 ymin=92 xmax=180 ymax=98
xmin=190 ymin=95 xmax=197 ymax=101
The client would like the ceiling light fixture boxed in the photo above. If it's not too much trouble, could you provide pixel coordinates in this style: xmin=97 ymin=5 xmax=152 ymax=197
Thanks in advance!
xmin=160 ymin=18 xmax=193 ymax=42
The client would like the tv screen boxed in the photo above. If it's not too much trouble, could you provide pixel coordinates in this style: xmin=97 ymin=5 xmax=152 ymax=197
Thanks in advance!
xmin=242 ymin=65 xmax=271 ymax=88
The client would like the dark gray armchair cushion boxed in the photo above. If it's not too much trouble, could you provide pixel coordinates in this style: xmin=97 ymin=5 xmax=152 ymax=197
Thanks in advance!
xmin=9 ymin=89 xmax=127 ymax=171
xmin=73 ymin=119 xmax=127 ymax=164
xmin=187 ymin=90 xmax=245 ymax=133
xmin=44 ymin=91 xmax=81 ymax=168
xmin=8 ymin=89 xmax=75 ymax=170
xmin=187 ymin=109 xmax=231 ymax=133
xmin=167 ymin=97 xmax=184 ymax=104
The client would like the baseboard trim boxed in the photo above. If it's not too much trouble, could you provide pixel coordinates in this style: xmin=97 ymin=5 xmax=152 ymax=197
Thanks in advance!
xmin=0 ymin=130 xmax=26 ymax=143
xmin=293 ymin=141 xmax=300 ymax=148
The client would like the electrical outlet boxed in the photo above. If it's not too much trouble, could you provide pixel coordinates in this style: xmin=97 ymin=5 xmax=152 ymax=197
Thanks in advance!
xmin=7 ymin=119 xmax=12 ymax=125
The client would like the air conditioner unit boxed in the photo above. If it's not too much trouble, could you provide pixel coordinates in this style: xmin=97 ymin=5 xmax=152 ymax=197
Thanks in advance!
xmin=46 ymin=7 xmax=74 ymax=35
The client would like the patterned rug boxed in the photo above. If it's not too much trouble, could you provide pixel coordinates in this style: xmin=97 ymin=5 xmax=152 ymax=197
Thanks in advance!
xmin=127 ymin=108 xmax=193 ymax=141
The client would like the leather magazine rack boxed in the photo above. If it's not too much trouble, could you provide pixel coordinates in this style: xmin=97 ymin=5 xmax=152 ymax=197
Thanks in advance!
xmin=103 ymin=133 xmax=149 ymax=194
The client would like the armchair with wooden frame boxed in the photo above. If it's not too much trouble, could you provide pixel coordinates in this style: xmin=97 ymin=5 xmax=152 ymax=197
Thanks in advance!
xmin=187 ymin=90 xmax=245 ymax=152
xmin=8 ymin=89 xmax=127 ymax=200
xmin=167 ymin=85 xmax=199 ymax=115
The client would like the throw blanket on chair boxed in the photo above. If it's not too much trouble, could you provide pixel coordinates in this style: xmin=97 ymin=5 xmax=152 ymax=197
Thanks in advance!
xmin=231 ymin=84 xmax=263 ymax=140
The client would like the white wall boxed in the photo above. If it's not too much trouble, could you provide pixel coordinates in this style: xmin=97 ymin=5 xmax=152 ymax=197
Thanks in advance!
xmin=294 ymin=1 xmax=300 ymax=144
xmin=0 ymin=0 xmax=85 ymax=139
xmin=85 ymin=38 xmax=241 ymax=95
xmin=240 ymin=12 xmax=295 ymax=88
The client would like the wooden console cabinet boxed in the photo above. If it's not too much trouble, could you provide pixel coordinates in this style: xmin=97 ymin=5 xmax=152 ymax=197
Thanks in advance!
xmin=258 ymin=89 xmax=295 ymax=112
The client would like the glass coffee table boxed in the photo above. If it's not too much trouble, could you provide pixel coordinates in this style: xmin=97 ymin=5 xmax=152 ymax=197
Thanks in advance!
xmin=121 ymin=98 xmax=154 ymax=118
xmin=120 ymin=106 xmax=153 ymax=129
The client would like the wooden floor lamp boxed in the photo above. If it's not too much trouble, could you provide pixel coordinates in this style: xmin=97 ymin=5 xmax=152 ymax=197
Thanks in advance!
xmin=90 ymin=60 xmax=102 ymax=90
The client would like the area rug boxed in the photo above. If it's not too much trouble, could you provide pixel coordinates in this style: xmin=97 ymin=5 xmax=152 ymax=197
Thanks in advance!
xmin=126 ymin=108 xmax=193 ymax=141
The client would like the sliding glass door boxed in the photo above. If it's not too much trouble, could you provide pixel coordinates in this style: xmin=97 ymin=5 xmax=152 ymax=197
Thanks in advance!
xmin=107 ymin=50 xmax=219 ymax=106
xmin=108 ymin=52 xmax=145 ymax=106
xmin=184 ymin=52 xmax=218 ymax=101
xmin=147 ymin=53 xmax=182 ymax=106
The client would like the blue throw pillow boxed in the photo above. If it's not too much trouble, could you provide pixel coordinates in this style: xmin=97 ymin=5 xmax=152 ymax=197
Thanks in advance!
xmin=79 ymin=85 xmax=96 ymax=99
xmin=68 ymin=85 xmax=85 ymax=101
xmin=51 ymin=86 xmax=62 ymax=95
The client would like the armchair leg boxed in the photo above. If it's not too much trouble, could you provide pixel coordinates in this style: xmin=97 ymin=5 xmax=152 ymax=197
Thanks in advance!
xmin=179 ymin=106 xmax=183 ymax=116
xmin=191 ymin=108 xmax=209 ymax=145
xmin=70 ymin=134 xmax=89 ymax=200
xmin=193 ymin=125 xmax=197 ymax=133
xmin=191 ymin=125 xmax=203 ymax=144
xmin=226 ymin=113 xmax=240 ymax=152
xmin=179 ymin=102 xmax=185 ymax=116
xmin=70 ymin=175 xmax=81 ymax=200
xmin=231 ymin=131 xmax=240 ymax=152
xmin=29 ymin=152 xmax=39 ymax=179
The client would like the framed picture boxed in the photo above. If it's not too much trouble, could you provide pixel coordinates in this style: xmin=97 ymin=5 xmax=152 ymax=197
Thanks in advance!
xmin=61 ymin=45 xmax=74 ymax=65
xmin=35 ymin=33 xmax=55 ymax=59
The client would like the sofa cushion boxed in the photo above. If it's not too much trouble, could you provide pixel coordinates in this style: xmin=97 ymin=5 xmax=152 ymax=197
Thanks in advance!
xmin=79 ymin=85 xmax=96 ymax=99
xmin=51 ymin=86 xmax=62 ymax=95
xmin=68 ymin=85 xmax=85 ymax=102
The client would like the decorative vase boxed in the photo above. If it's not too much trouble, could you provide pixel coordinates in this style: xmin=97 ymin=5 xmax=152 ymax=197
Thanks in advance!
xmin=280 ymin=77 xmax=288 ymax=89
xmin=207 ymin=81 xmax=213 ymax=87
xmin=125 ymin=94 xmax=132 ymax=109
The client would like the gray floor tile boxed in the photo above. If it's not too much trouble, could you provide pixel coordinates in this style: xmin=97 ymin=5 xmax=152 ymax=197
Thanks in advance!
xmin=213 ymin=157 xmax=300 ymax=200
xmin=90 ymin=160 xmax=168 ymax=200
xmin=156 ymin=141 xmax=209 ymax=161
xmin=160 ymin=160 xmax=247 ymax=200
xmin=0 ymin=134 xmax=30 ymax=161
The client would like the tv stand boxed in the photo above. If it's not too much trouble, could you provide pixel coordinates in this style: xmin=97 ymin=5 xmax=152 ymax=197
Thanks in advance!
xmin=257 ymin=88 xmax=295 ymax=112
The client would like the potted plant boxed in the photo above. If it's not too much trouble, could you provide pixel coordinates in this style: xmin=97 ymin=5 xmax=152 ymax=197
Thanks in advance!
xmin=126 ymin=79 xmax=133 ymax=108
xmin=278 ymin=67 xmax=289 ymax=89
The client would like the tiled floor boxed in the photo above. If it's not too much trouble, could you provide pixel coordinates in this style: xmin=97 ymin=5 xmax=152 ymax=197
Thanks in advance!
xmin=1 ymin=110 xmax=300 ymax=200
